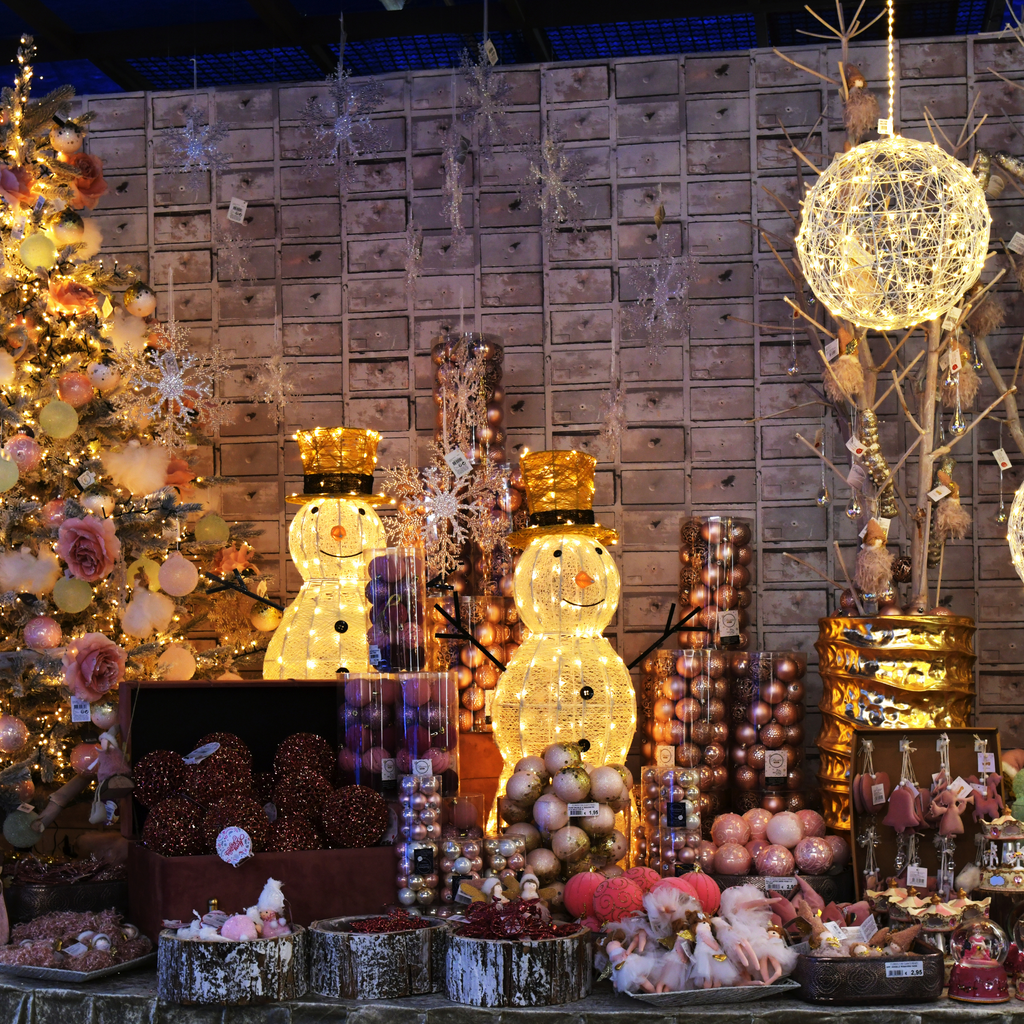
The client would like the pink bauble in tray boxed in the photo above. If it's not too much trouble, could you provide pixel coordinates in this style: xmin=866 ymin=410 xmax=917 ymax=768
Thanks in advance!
xmin=824 ymin=833 xmax=850 ymax=867
xmin=710 ymin=812 xmax=751 ymax=847
xmin=746 ymin=837 xmax=769 ymax=859
xmin=713 ymin=842 xmax=752 ymax=875
xmin=796 ymin=809 xmax=827 ymax=837
xmin=742 ymin=807 xmax=773 ymax=839
xmin=755 ymin=843 xmax=795 ymax=877
xmin=765 ymin=810 xmax=804 ymax=849
xmin=794 ymin=836 xmax=833 ymax=875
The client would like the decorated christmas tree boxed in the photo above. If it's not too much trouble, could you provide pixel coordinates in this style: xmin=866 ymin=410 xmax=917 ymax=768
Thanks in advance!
xmin=0 ymin=37 xmax=271 ymax=824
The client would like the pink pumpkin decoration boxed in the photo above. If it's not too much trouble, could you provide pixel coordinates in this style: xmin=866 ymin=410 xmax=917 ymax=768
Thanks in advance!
xmin=563 ymin=870 xmax=605 ymax=919
xmin=623 ymin=866 xmax=661 ymax=893
xmin=591 ymin=876 xmax=644 ymax=923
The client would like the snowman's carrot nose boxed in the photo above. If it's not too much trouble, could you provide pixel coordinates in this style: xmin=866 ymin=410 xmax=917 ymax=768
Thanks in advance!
xmin=331 ymin=525 xmax=347 ymax=540
xmin=575 ymin=571 xmax=595 ymax=589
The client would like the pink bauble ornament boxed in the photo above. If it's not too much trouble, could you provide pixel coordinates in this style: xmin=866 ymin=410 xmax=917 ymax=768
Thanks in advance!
xmin=423 ymin=747 xmax=450 ymax=773
xmin=344 ymin=678 xmax=373 ymax=707
xmin=23 ymin=616 xmax=61 ymax=650
xmin=742 ymin=807 xmax=773 ymax=839
xmin=624 ymin=866 xmax=661 ymax=893
xmin=401 ymin=675 xmax=432 ymax=707
xmin=533 ymin=793 xmax=569 ymax=833
xmin=90 ymin=700 xmax=118 ymax=730
xmin=592 ymin=876 xmax=644 ymax=923
xmin=551 ymin=824 xmax=590 ymax=863
xmin=714 ymin=842 xmax=752 ymax=875
xmin=746 ymin=837 xmax=769 ymax=859
xmin=525 ymin=847 xmax=561 ymax=883
xmin=56 ymin=372 xmax=94 ymax=409
xmin=794 ymin=837 xmax=834 ymax=875
xmin=563 ymin=870 xmax=604 ymax=918
xmin=0 ymin=715 xmax=28 ymax=753
xmin=695 ymin=839 xmax=717 ymax=871
xmin=4 ymin=434 xmax=41 ymax=472
xmin=755 ymin=843 xmax=795 ymax=877
xmin=40 ymin=500 xmax=66 ymax=528
xmin=158 ymin=553 xmax=199 ymax=597
xmin=70 ymin=742 xmax=102 ymax=773
xmin=796 ymin=809 xmax=827 ymax=838
xmin=710 ymin=812 xmax=751 ymax=847
xmin=824 ymin=834 xmax=850 ymax=867
xmin=765 ymin=810 xmax=805 ymax=849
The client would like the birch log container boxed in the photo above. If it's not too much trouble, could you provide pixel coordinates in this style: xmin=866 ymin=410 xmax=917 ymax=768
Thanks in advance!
xmin=309 ymin=915 xmax=446 ymax=998
xmin=157 ymin=927 xmax=307 ymax=1004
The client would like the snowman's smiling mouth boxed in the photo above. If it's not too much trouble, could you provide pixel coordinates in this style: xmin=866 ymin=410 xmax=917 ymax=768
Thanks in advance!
xmin=563 ymin=597 xmax=603 ymax=607
xmin=319 ymin=549 xmax=359 ymax=559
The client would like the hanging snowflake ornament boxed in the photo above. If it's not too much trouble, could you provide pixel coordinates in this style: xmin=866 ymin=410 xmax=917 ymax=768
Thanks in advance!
xmin=421 ymin=462 xmax=493 ymax=577
xmin=621 ymin=252 xmax=698 ymax=345
xmin=252 ymin=354 xmax=296 ymax=419
xmin=519 ymin=137 xmax=586 ymax=241
xmin=442 ymin=124 xmax=470 ymax=245
xmin=216 ymin=217 xmax=255 ymax=285
xmin=381 ymin=461 xmax=426 ymax=545
xmin=301 ymin=66 xmax=385 ymax=182
xmin=163 ymin=104 xmax=229 ymax=195
xmin=600 ymin=378 xmax=628 ymax=460
xmin=460 ymin=45 xmax=514 ymax=158
xmin=405 ymin=218 xmax=423 ymax=288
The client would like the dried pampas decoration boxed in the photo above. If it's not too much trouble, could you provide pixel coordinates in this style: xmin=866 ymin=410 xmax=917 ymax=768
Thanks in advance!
xmin=933 ymin=470 xmax=972 ymax=542
xmin=940 ymin=352 xmax=980 ymax=408
xmin=824 ymin=325 xmax=865 ymax=403
xmin=854 ymin=519 xmax=894 ymax=595
xmin=843 ymin=65 xmax=880 ymax=146
xmin=966 ymin=296 xmax=1005 ymax=340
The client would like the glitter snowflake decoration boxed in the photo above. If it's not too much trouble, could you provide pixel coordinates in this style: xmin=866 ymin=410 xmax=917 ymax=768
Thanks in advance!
xmin=251 ymin=354 xmax=296 ymax=421
xmin=115 ymin=320 xmax=231 ymax=449
xmin=442 ymin=125 xmax=471 ymax=245
xmin=163 ymin=104 xmax=229 ymax=194
xmin=381 ymin=462 xmax=426 ymax=545
xmin=600 ymin=379 xmax=628 ymax=461
xmin=421 ymin=462 xmax=494 ymax=577
xmin=301 ymin=66 xmax=385 ymax=182
xmin=621 ymin=253 xmax=698 ymax=345
xmin=405 ymin=218 xmax=423 ymax=287
xmin=519 ymin=137 xmax=587 ymax=241
xmin=217 ymin=229 xmax=255 ymax=286
xmin=460 ymin=45 xmax=515 ymax=158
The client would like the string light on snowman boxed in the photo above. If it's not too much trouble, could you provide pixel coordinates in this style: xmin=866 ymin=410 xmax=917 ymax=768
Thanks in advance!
xmin=795 ymin=0 xmax=990 ymax=330
xmin=263 ymin=427 xmax=395 ymax=679
xmin=490 ymin=450 xmax=636 ymax=778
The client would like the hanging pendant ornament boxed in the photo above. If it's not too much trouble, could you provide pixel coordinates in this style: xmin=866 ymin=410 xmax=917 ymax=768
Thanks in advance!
xmin=971 ymin=333 xmax=983 ymax=371
xmin=795 ymin=0 xmax=990 ymax=329
xmin=816 ymin=410 xmax=831 ymax=506
xmin=950 ymin=377 xmax=967 ymax=436
xmin=163 ymin=60 xmax=229 ymax=195
xmin=997 ymin=423 xmax=1009 ymax=524
xmin=845 ymin=492 xmax=863 ymax=519
xmin=786 ymin=321 xmax=800 ymax=375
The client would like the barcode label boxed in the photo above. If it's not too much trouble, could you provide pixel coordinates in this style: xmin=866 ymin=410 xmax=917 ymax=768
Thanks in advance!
xmin=70 ymin=697 xmax=91 ymax=723
xmin=764 ymin=876 xmax=797 ymax=890
xmin=857 ymin=914 xmax=878 ymax=942
xmin=568 ymin=801 xmax=600 ymax=817
xmin=877 ymin=117 xmax=893 ymax=135
xmin=825 ymin=339 xmax=840 ymax=362
xmin=226 ymin=197 xmax=248 ymax=224
xmin=885 ymin=961 xmax=924 ymax=978
xmin=1009 ymin=231 xmax=1024 ymax=255
xmin=484 ymin=38 xmax=499 ymax=65
xmin=994 ymin=448 xmax=1012 ymax=470
xmin=906 ymin=864 xmax=928 ymax=888
xmin=942 ymin=307 xmax=961 ymax=332
xmin=444 ymin=449 xmax=473 ymax=478
xmin=871 ymin=782 xmax=885 ymax=805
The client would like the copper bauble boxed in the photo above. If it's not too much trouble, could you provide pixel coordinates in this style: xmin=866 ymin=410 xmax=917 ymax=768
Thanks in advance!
xmin=786 ymin=680 xmax=805 ymax=702
xmin=730 ymin=651 xmax=750 ymax=675
xmin=736 ymin=545 xmax=753 ymax=566
xmin=747 ymin=744 xmax=766 ymax=770
xmin=784 ymin=723 xmax=804 ymax=745
xmin=715 ymin=584 xmax=738 ymax=609
xmin=730 ymin=522 xmax=751 ymax=545
xmin=737 ymin=588 xmax=753 ymax=608
xmin=697 ymin=764 xmax=714 ymax=789
xmin=786 ymin=767 xmax=805 ymax=790
xmin=711 ymin=720 xmax=729 ymax=743
xmin=786 ymin=793 xmax=806 ymax=811
xmin=714 ymin=541 xmax=735 ymax=564
xmin=676 ymin=743 xmax=701 ymax=767
xmin=713 ymin=678 xmax=729 ymax=700
xmin=653 ymin=697 xmax=676 ymax=722
xmin=666 ymin=720 xmax=686 ymax=744
xmin=689 ymin=720 xmax=714 ymax=745
xmin=761 ymin=679 xmax=785 ymax=705
xmin=731 ymin=744 xmax=748 ymax=765
xmin=729 ymin=565 xmax=751 ymax=588
xmin=662 ymin=676 xmax=686 ymax=700
xmin=676 ymin=652 xmax=701 ymax=677
xmin=701 ymin=564 xmax=723 ymax=588
xmin=690 ymin=675 xmax=712 ymax=702
xmin=734 ymin=765 xmax=758 ymax=790
xmin=689 ymin=585 xmax=709 ymax=607
xmin=735 ymin=721 xmax=756 ymax=746
xmin=759 ymin=721 xmax=785 ymax=749
xmin=702 ymin=741 xmax=725 ymax=766
xmin=762 ymin=793 xmax=786 ymax=813
xmin=701 ymin=521 xmax=724 ymax=544
xmin=674 ymin=697 xmax=701 ymax=723
xmin=706 ymin=697 xmax=725 ymax=722
xmin=747 ymin=700 xmax=772 ymax=726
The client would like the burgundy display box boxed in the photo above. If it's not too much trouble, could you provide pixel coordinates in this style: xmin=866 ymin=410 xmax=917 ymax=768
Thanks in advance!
xmin=121 ymin=679 xmax=395 ymax=939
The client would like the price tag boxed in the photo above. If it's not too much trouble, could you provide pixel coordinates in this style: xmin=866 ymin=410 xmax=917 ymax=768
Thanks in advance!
xmin=927 ymin=483 xmax=951 ymax=502
xmin=975 ymin=737 xmax=987 ymax=752
xmin=484 ymin=38 xmax=499 ymax=65
xmin=906 ymin=864 xmax=929 ymax=888
xmin=444 ymin=449 xmax=473 ymax=478
xmin=568 ymin=801 xmax=600 ymax=817
xmin=33 ymin=194 xmax=45 ymax=213
xmin=942 ymin=307 xmax=962 ymax=333
xmin=856 ymin=914 xmax=878 ymax=942
xmin=765 ymin=750 xmax=788 ymax=778
xmin=871 ymin=782 xmax=886 ymax=805
xmin=70 ymin=696 xmax=92 ymax=723
xmin=666 ymin=800 xmax=692 ymax=827
xmin=949 ymin=345 xmax=962 ymax=373
xmin=226 ymin=197 xmax=248 ymax=224
xmin=16 ymin=803 xmax=34 ymax=814
xmin=368 ymin=643 xmax=382 ymax=667
xmin=412 ymin=846 xmax=434 ymax=874
xmin=76 ymin=470 xmax=96 ymax=489
xmin=885 ymin=961 xmax=924 ymax=978
xmin=846 ymin=435 xmax=866 ymax=457
xmin=183 ymin=741 xmax=220 ymax=765
xmin=979 ymin=752 xmax=997 ymax=773
xmin=11 ymin=217 xmax=25 ymax=240
xmin=823 ymin=921 xmax=845 ymax=939
xmin=1009 ymin=231 xmax=1024 ymax=255
xmin=949 ymin=776 xmax=973 ymax=801
xmin=380 ymin=758 xmax=396 ymax=781
xmin=216 ymin=827 xmax=253 ymax=866
xmin=717 ymin=609 xmax=739 ymax=641
xmin=994 ymin=448 xmax=1013 ymax=470
xmin=655 ymin=744 xmax=675 ymax=767
xmin=412 ymin=758 xmax=433 ymax=778
xmin=824 ymin=339 xmax=840 ymax=362
xmin=877 ymin=117 xmax=893 ymax=136
xmin=764 ymin=876 xmax=797 ymax=891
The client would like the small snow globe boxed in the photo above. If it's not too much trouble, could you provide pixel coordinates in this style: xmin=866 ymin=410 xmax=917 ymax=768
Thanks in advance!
xmin=949 ymin=916 xmax=1010 ymax=1004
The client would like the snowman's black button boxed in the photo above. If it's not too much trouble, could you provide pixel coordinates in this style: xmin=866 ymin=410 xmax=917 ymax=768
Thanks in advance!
xmin=580 ymin=686 xmax=594 ymax=700
xmin=335 ymin=619 xmax=348 ymax=633
xmin=578 ymin=738 xmax=591 ymax=752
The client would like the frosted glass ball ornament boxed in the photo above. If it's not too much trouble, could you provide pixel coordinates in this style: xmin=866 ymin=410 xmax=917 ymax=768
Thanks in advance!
xmin=49 ymin=209 xmax=85 ymax=246
xmin=123 ymin=282 xmax=157 ymax=317
xmin=86 ymin=361 xmax=120 ymax=393
xmin=56 ymin=372 xmax=94 ymax=408
xmin=53 ymin=576 xmax=92 ymax=613
xmin=194 ymin=513 xmax=230 ymax=545
xmin=1007 ymin=481 xmax=1024 ymax=584
xmin=4 ymin=434 xmax=41 ymax=472
xmin=0 ymin=715 xmax=28 ymax=753
xmin=23 ymin=615 xmax=61 ymax=650
xmin=90 ymin=699 xmax=118 ymax=729
xmin=251 ymin=604 xmax=283 ymax=631
xmin=18 ymin=233 xmax=56 ymax=273
xmin=158 ymin=552 xmax=199 ymax=596
xmin=0 ymin=455 xmax=18 ymax=493
xmin=796 ymin=136 xmax=991 ymax=330
xmin=491 ymin=532 xmax=637 ymax=772
xmin=3 ymin=809 xmax=40 ymax=848
xmin=157 ymin=644 xmax=197 ymax=681
xmin=49 ymin=121 xmax=84 ymax=153
xmin=39 ymin=400 xmax=78 ymax=438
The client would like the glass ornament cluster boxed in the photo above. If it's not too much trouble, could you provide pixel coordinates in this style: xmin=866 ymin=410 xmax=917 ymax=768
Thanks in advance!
xmin=796 ymin=136 xmax=991 ymax=330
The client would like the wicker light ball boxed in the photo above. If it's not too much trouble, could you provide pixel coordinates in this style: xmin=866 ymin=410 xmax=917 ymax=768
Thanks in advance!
xmin=796 ymin=136 xmax=990 ymax=330
xmin=1007 ymin=482 xmax=1024 ymax=583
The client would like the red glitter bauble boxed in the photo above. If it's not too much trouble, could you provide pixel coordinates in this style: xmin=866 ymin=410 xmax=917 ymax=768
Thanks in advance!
xmin=202 ymin=797 xmax=271 ymax=852
xmin=273 ymin=768 xmax=332 ymax=818
xmin=134 ymin=750 xmax=186 ymax=808
xmin=141 ymin=797 xmax=204 ymax=856
xmin=195 ymin=732 xmax=253 ymax=772
xmin=322 ymin=785 xmax=388 ymax=848
xmin=275 ymin=732 xmax=335 ymax=780
xmin=184 ymin=750 xmax=253 ymax=804
xmin=266 ymin=814 xmax=323 ymax=852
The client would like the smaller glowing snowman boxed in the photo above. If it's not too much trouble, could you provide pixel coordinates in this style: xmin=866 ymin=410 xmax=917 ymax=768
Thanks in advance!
xmin=491 ymin=450 xmax=636 ymax=773
xmin=264 ymin=427 xmax=391 ymax=679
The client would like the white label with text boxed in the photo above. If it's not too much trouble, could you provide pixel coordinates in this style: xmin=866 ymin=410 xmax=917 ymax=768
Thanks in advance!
xmin=871 ymin=782 xmax=886 ymax=805
xmin=70 ymin=697 xmax=92 ymax=723
xmin=927 ymin=483 xmax=951 ymax=502
xmin=846 ymin=435 xmax=866 ymax=457
xmin=1010 ymin=231 xmax=1024 ymax=255
xmin=886 ymin=961 xmax=924 ymax=979
xmin=825 ymin=339 xmax=840 ymax=362
xmin=906 ymin=864 xmax=929 ymax=888
xmin=444 ymin=449 xmax=473 ymax=478
xmin=412 ymin=759 xmax=433 ymax=778
xmin=568 ymin=802 xmax=600 ymax=817
xmin=994 ymin=448 xmax=1012 ymax=470
xmin=979 ymin=752 xmax=997 ymax=773
xmin=227 ymin=197 xmax=248 ymax=224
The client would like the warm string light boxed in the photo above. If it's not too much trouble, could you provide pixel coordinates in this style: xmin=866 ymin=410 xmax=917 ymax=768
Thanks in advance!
xmin=887 ymin=0 xmax=895 ymax=127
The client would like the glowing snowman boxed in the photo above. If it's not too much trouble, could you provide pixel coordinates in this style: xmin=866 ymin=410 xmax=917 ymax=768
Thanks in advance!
xmin=263 ymin=427 xmax=390 ymax=679
xmin=491 ymin=451 xmax=636 ymax=770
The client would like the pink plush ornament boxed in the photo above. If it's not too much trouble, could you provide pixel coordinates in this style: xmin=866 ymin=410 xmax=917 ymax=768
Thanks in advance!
xmin=972 ymin=774 xmax=1004 ymax=822
xmin=882 ymin=782 xmax=923 ymax=834
xmin=795 ymin=809 xmax=826 ymax=837
xmin=714 ymin=842 xmax=752 ymax=875
xmin=221 ymin=915 xmax=258 ymax=941
xmin=793 ymin=837 xmax=833 ymax=875
xmin=711 ymin=812 xmax=751 ymax=847
xmin=260 ymin=916 xmax=291 ymax=938
xmin=765 ymin=811 xmax=804 ymax=849
xmin=755 ymin=843 xmax=795 ymax=877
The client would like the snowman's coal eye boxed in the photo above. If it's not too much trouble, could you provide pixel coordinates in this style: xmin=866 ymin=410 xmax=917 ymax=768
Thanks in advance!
xmin=553 ymin=549 xmax=562 ymax=557
xmin=358 ymin=508 xmax=366 ymax=516
xmin=310 ymin=506 xmax=319 ymax=514
xmin=595 ymin=548 xmax=603 ymax=555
